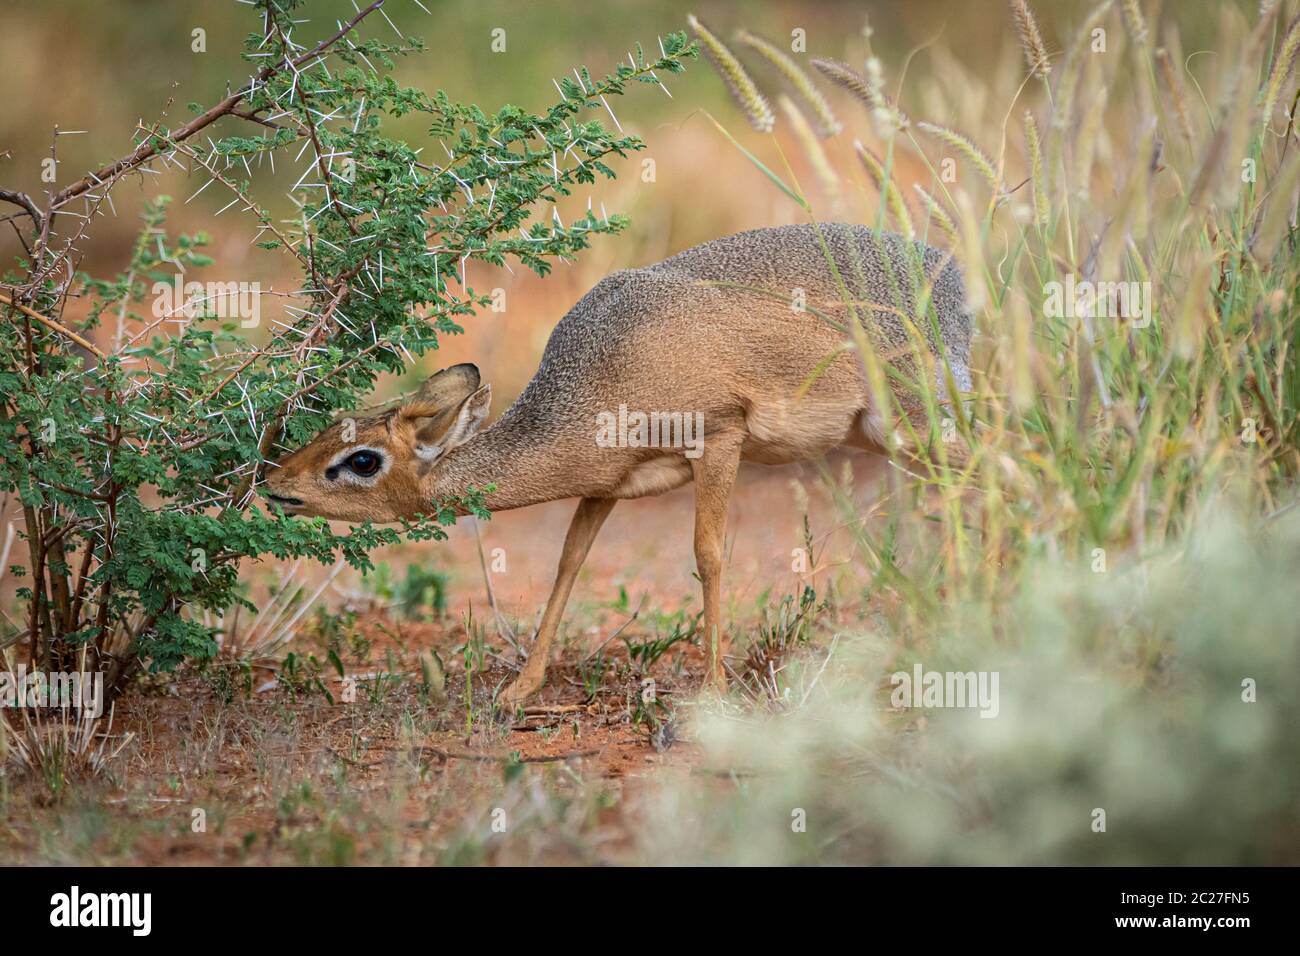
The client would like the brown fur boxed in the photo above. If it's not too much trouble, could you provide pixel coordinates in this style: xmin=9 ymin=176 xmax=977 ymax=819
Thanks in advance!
xmin=265 ymin=223 xmax=973 ymax=703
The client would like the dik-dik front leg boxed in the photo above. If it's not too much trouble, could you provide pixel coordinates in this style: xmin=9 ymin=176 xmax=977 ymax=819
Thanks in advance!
xmin=690 ymin=432 xmax=742 ymax=690
xmin=498 ymin=496 xmax=617 ymax=706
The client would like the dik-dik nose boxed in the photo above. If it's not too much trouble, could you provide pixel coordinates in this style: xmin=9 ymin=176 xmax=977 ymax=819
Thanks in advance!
xmin=260 ymin=471 xmax=305 ymax=510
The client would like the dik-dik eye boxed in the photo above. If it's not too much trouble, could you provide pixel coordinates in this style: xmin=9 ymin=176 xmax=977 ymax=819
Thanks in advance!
xmin=345 ymin=450 xmax=383 ymax=477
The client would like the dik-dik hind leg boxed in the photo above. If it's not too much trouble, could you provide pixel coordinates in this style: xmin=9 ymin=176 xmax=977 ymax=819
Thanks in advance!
xmin=690 ymin=433 xmax=743 ymax=690
xmin=498 ymin=497 xmax=617 ymax=707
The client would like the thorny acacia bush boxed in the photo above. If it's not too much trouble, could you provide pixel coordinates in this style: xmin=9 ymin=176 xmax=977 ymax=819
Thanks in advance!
xmin=0 ymin=0 xmax=693 ymax=702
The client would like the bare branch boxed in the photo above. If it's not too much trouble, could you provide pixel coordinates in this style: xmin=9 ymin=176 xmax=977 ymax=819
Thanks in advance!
xmin=0 ymin=188 xmax=44 ymax=232
xmin=0 ymin=291 xmax=107 ymax=360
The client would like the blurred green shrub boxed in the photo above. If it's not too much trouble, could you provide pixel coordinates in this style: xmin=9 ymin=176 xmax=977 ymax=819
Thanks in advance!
xmin=638 ymin=504 xmax=1300 ymax=865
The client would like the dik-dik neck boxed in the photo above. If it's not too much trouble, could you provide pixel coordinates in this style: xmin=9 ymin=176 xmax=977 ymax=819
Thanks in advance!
xmin=423 ymin=414 xmax=576 ymax=514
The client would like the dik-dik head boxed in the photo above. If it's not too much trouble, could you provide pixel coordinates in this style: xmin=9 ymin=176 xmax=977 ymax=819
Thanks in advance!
xmin=262 ymin=363 xmax=491 ymax=522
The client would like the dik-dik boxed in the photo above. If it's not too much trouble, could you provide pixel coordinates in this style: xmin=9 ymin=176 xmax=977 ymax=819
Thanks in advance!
xmin=264 ymin=223 xmax=973 ymax=704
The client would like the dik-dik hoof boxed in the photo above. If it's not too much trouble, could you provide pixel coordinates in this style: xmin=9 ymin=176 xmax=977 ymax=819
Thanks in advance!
xmin=498 ymin=668 xmax=545 ymax=707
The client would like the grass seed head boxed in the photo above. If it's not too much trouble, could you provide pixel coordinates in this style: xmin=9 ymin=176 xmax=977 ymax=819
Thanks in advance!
xmin=1008 ymin=0 xmax=1052 ymax=79
xmin=688 ymin=14 xmax=774 ymax=133
xmin=738 ymin=29 xmax=841 ymax=137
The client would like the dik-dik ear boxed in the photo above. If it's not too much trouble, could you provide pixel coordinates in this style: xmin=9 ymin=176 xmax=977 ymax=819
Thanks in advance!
xmin=415 ymin=363 xmax=480 ymax=407
xmin=405 ymin=383 xmax=492 ymax=461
